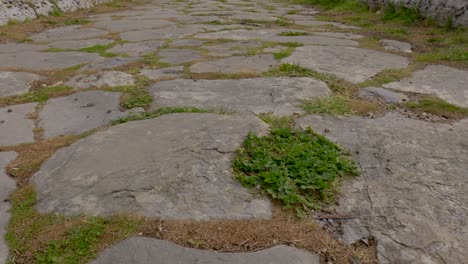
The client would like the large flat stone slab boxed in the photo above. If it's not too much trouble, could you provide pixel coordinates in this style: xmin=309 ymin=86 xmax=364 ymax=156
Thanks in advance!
xmin=150 ymin=78 xmax=330 ymax=115
xmin=31 ymin=25 xmax=109 ymax=43
xmin=140 ymin=66 xmax=185 ymax=80
xmin=120 ymin=27 xmax=202 ymax=42
xmin=296 ymin=113 xmax=468 ymax=264
xmin=158 ymin=49 xmax=203 ymax=64
xmin=0 ymin=103 xmax=36 ymax=147
xmin=0 ymin=151 xmax=17 ymax=264
xmin=38 ymin=91 xmax=133 ymax=138
xmin=0 ymin=71 xmax=43 ymax=97
xmin=91 ymin=238 xmax=320 ymax=264
xmin=32 ymin=113 xmax=272 ymax=219
xmin=65 ymin=71 xmax=135 ymax=89
xmin=190 ymin=55 xmax=278 ymax=74
xmin=0 ymin=43 xmax=47 ymax=53
xmin=383 ymin=65 xmax=468 ymax=107
xmin=107 ymin=41 xmax=164 ymax=57
xmin=94 ymin=19 xmax=175 ymax=33
xmin=282 ymin=46 xmax=409 ymax=83
xmin=47 ymin=38 xmax=114 ymax=50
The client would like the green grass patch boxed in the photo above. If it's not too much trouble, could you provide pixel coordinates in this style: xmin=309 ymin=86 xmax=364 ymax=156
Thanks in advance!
xmin=64 ymin=19 xmax=91 ymax=26
xmin=405 ymin=97 xmax=468 ymax=118
xmin=381 ymin=3 xmax=422 ymax=25
xmin=8 ymin=85 xmax=73 ymax=104
xmin=358 ymin=68 xmax=413 ymax=88
xmin=277 ymin=31 xmax=310 ymax=36
xmin=106 ymin=76 xmax=153 ymax=109
xmin=233 ymin=127 xmax=359 ymax=216
xmin=275 ymin=18 xmax=293 ymax=26
xmin=264 ymin=64 xmax=336 ymax=81
xmin=273 ymin=47 xmax=295 ymax=60
xmin=112 ymin=107 xmax=213 ymax=124
xmin=258 ymin=114 xmax=295 ymax=129
xmin=79 ymin=44 xmax=119 ymax=58
xmin=299 ymin=96 xmax=352 ymax=116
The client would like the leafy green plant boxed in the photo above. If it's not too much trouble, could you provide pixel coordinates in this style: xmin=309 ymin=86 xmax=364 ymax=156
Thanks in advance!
xmin=234 ymin=127 xmax=359 ymax=216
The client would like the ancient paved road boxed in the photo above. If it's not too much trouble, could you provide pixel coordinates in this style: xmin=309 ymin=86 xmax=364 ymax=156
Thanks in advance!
xmin=0 ymin=0 xmax=467 ymax=263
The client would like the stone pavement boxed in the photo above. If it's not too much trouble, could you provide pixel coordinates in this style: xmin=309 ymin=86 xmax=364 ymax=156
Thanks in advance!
xmin=0 ymin=0 xmax=467 ymax=263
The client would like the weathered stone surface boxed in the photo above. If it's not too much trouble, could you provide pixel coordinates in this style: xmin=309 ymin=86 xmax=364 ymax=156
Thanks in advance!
xmin=203 ymin=40 xmax=263 ymax=57
xmin=383 ymin=65 xmax=468 ymax=107
xmin=0 ymin=51 xmax=103 ymax=71
xmin=65 ymin=71 xmax=135 ymax=89
xmin=282 ymin=46 xmax=409 ymax=83
xmin=47 ymin=38 xmax=114 ymax=50
xmin=358 ymin=87 xmax=409 ymax=103
xmin=31 ymin=25 xmax=108 ymax=43
xmin=38 ymin=91 xmax=135 ymax=138
xmin=0 ymin=151 xmax=17 ymax=264
xmin=150 ymin=78 xmax=330 ymax=115
xmin=91 ymin=238 xmax=320 ymax=264
xmin=120 ymin=27 xmax=202 ymax=42
xmin=0 ymin=71 xmax=43 ymax=97
xmin=293 ymin=20 xmax=361 ymax=29
xmin=170 ymin=39 xmax=205 ymax=47
xmin=380 ymin=39 xmax=412 ymax=53
xmin=158 ymin=49 xmax=203 ymax=64
xmin=0 ymin=103 xmax=36 ymax=147
xmin=94 ymin=19 xmax=175 ymax=32
xmin=107 ymin=41 xmax=164 ymax=57
xmin=312 ymin=31 xmax=363 ymax=40
xmin=140 ymin=66 xmax=185 ymax=80
xmin=78 ymin=57 xmax=139 ymax=72
xmin=32 ymin=113 xmax=272 ymax=219
xmin=296 ymin=113 xmax=468 ymax=264
xmin=0 ymin=43 xmax=47 ymax=53
xmin=190 ymin=55 xmax=278 ymax=74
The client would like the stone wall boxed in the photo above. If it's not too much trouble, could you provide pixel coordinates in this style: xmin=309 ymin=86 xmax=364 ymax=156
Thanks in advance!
xmin=361 ymin=0 xmax=468 ymax=27
xmin=0 ymin=0 xmax=112 ymax=26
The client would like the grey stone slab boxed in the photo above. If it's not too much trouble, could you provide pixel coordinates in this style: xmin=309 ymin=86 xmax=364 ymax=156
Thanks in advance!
xmin=204 ymin=40 xmax=263 ymax=57
xmin=380 ymin=39 xmax=412 ymax=53
xmin=47 ymin=38 xmax=114 ymax=50
xmin=91 ymin=238 xmax=320 ymax=264
xmin=158 ymin=49 xmax=203 ymax=64
xmin=65 ymin=71 xmax=135 ymax=89
xmin=282 ymin=46 xmax=409 ymax=83
xmin=120 ymin=27 xmax=202 ymax=42
xmin=38 ymin=91 xmax=135 ymax=138
xmin=140 ymin=66 xmax=185 ymax=80
xmin=0 ymin=151 xmax=17 ymax=264
xmin=0 ymin=103 xmax=36 ymax=147
xmin=31 ymin=25 xmax=109 ymax=43
xmin=94 ymin=19 xmax=175 ymax=33
xmin=359 ymin=87 xmax=409 ymax=103
xmin=190 ymin=54 xmax=277 ymax=74
xmin=294 ymin=20 xmax=361 ymax=29
xmin=79 ymin=57 xmax=140 ymax=72
xmin=0 ymin=43 xmax=47 ymax=53
xmin=296 ymin=113 xmax=468 ymax=264
xmin=0 ymin=71 xmax=43 ymax=97
xmin=0 ymin=51 xmax=103 ymax=71
xmin=170 ymin=39 xmax=205 ymax=47
xmin=107 ymin=41 xmax=164 ymax=57
xmin=383 ymin=65 xmax=468 ymax=107
xmin=150 ymin=78 xmax=330 ymax=115
xmin=312 ymin=31 xmax=363 ymax=40
xmin=32 ymin=113 xmax=272 ymax=219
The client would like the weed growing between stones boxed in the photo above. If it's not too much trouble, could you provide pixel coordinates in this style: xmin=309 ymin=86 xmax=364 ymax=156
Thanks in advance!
xmin=257 ymin=114 xmax=295 ymax=129
xmin=277 ymin=31 xmax=310 ymax=36
xmin=358 ymin=67 xmax=415 ymax=88
xmin=105 ymin=76 xmax=153 ymax=109
xmin=112 ymin=107 xmax=214 ymax=124
xmin=299 ymin=96 xmax=352 ymax=116
xmin=405 ymin=96 xmax=468 ymax=118
xmin=0 ymin=85 xmax=74 ymax=106
xmin=273 ymin=47 xmax=295 ymax=59
xmin=233 ymin=127 xmax=359 ymax=216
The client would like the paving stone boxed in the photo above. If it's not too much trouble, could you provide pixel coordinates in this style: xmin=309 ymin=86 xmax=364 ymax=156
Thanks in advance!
xmin=0 ymin=151 xmax=17 ymax=264
xmin=94 ymin=19 xmax=176 ymax=32
xmin=358 ymin=87 xmax=409 ymax=103
xmin=170 ymin=39 xmax=205 ymax=47
xmin=190 ymin=54 xmax=278 ymax=74
xmin=383 ymin=65 xmax=468 ymax=107
xmin=38 ymin=91 xmax=137 ymax=138
xmin=32 ymin=113 xmax=272 ymax=219
xmin=91 ymin=238 xmax=320 ymax=264
xmin=0 ymin=43 xmax=47 ymax=53
xmin=79 ymin=57 xmax=140 ymax=72
xmin=282 ymin=46 xmax=409 ymax=83
xmin=158 ymin=49 xmax=203 ymax=64
xmin=380 ymin=39 xmax=412 ymax=53
xmin=293 ymin=20 xmax=361 ymax=29
xmin=150 ymin=78 xmax=330 ymax=115
xmin=0 ymin=103 xmax=36 ymax=147
xmin=47 ymin=38 xmax=114 ymax=50
xmin=203 ymin=40 xmax=263 ymax=57
xmin=0 ymin=51 xmax=103 ymax=71
xmin=107 ymin=41 xmax=164 ymax=57
xmin=312 ymin=31 xmax=363 ymax=40
xmin=120 ymin=26 xmax=202 ymax=42
xmin=31 ymin=25 xmax=109 ymax=43
xmin=295 ymin=113 xmax=468 ymax=264
xmin=0 ymin=71 xmax=43 ymax=97
xmin=65 ymin=71 xmax=135 ymax=89
xmin=140 ymin=66 xmax=185 ymax=80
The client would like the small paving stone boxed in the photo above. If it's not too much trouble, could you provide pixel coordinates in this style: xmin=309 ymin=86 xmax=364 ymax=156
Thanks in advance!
xmin=190 ymin=54 xmax=278 ymax=74
xmin=312 ymin=31 xmax=363 ymax=40
xmin=38 ymin=91 xmax=137 ymax=138
xmin=0 ymin=71 xmax=43 ymax=97
xmin=150 ymin=78 xmax=330 ymax=115
xmin=203 ymin=40 xmax=263 ymax=57
xmin=0 ymin=51 xmax=103 ymax=71
xmin=282 ymin=46 xmax=409 ymax=83
xmin=170 ymin=39 xmax=205 ymax=47
xmin=0 ymin=43 xmax=47 ymax=53
xmin=94 ymin=19 xmax=175 ymax=32
xmin=47 ymin=38 xmax=114 ymax=50
xmin=0 ymin=151 xmax=17 ymax=264
xmin=380 ymin=39 xmax=412 ymax=53
xmin=358 ymin=87 xmax=409 ymax=103
xmin=32 ymin=113 xmax=272 ymax=219
xmin=65 ymin=71 xmax=135 ymax=89
xmin=140 ymin=66 xmax=185 ymax=80
xmin=383 ymin=65 xmax=468 ymax=107
xmin=90 ymin=238 xmax=320 ymax=264
xmin=107 ymin=41 xmax=164 ymax=57
xmin=158 ymin=49 xmax=203 ymax=64
xmin=0 ymin=103 xmax=36 ymax=147
xmin=31 ymin=25 xmax=109 ymax=43
xmin=120 ymin=27 xmax=202 ymax=42
xmin=78 ymin=57 xmax=140 ymax=72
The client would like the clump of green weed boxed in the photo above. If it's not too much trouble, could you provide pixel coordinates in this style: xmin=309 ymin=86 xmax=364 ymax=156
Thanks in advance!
xmin=277 ymin=31 xmax=310 ymax=36
xmin=299 ymin=96 xmax=352 ymax=116
xmin=405 ymin=97 xmax=468 ymax=118
xmin=112 ymin=107 xmax=212 ymax=124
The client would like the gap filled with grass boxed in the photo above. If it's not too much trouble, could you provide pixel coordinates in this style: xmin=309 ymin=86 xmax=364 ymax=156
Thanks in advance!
xmin=234 ymin=127 xmax=359 ymax=216
xmin=405 ymin=96 xmax=468 ymax=118
xmin=299 ymin=96 xmax=352 ymax=115
xmin=105 ymin=76 xmax=153 ymax=109
xmin=112 ymin=107 xmax=213 ymax=124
